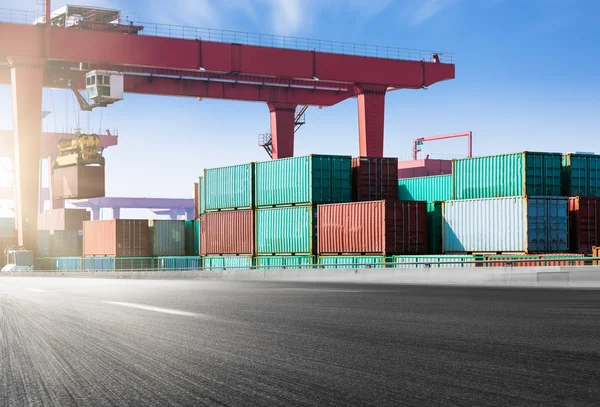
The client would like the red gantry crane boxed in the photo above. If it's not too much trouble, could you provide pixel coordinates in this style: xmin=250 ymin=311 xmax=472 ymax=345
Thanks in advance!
xmin=413 ymin=131 xmax=472 ymax=160
xmin=0 ymin=0 xmax=455 ymax=251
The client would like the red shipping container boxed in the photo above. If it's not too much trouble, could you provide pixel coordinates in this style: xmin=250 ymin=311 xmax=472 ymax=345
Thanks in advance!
xmin=540 ymin=254 xmax=590 ymax=266
xmin=83 ymin=219 xmax=149 ymax=257
xmin=352 ymin=157 xmax=398 ymax=202
xmin=568 ymin=197 xmax=600 ymax=254
xmin=397 ymin=158 xmax=452 ymax=179
xmin=52 ymin=165 xmax=106 ymax=200
xmin=200 ymin=210 xmax=254 ymax=255
xmin=193 ymin=182 xmax=200 ymax=220
xmin=318 ymin=200 xmax=428 ymax=255
xmin=38 ymin=208 xmax=90 ymax=231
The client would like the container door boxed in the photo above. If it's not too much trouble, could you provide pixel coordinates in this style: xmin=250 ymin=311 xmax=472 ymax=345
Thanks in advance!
xmin=547 ymin=198 xmax=569 ymax=252
xmin=526 ymin=197 xmax=548 ymax=252
xmin=589 ymin=157 xmax=600 ymax=197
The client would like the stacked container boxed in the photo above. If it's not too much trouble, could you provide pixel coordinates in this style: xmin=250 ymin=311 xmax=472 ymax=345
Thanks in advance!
xmin=254 ymin=155 xmax=352 ymax=265
xmin=148 ymin=220 xmax=185 ymax=257
xmin=202 ymin=163 xmax=255 ymax=269
xmin=83 ymin=219 xmax=149 ymax=258
xmin=352 ymin=157 xmax=398 ymax=201
xmin=37 ymin=209 xmax=89 ymax=260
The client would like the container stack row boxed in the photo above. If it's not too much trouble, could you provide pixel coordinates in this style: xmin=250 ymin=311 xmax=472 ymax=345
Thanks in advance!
xmin=397 ymin=151 xmax=600 ymax=257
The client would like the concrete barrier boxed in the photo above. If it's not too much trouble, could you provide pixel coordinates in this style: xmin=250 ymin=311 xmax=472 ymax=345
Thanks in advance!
xmin=2 ymin=267 xmax=599 ymax=287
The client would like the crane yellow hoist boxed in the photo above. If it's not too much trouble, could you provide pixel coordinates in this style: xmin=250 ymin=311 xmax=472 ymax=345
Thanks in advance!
xmin=53 ymin=131 xmax=105 ymax=169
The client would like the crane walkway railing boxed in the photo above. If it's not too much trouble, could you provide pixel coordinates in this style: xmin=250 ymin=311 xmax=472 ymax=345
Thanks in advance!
xmin=0 ymin=7 xmax=454 ymax=63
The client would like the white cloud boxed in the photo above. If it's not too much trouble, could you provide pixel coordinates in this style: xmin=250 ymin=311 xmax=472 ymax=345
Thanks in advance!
xmin=411 ymin=0 xmax=461 ymax=25
xmin=266 ymin=0 xmax=302 ymax=36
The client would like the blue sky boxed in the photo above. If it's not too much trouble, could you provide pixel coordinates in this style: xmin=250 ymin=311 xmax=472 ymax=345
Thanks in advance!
xmin=1 ymin=0 xmax=600 ymax=217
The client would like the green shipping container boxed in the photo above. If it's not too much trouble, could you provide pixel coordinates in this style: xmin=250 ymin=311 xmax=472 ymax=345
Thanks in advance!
xmin=83 ymin=257 xmax=157 ymax=271
xmin=427 ymin=202 xmax=443 ymax=255
xmin=184 ymin=220 xmax=200 ymax=256
xmin=205 ymin=163 xmax=254 ymax=211
xmin=255 ymin=255 xmax=314 ymax=269
xmin=397 ymin=175 xmax=452 ymax=201
xmin=203 ymin=256 xmax=253 ymax=270
xmin=157 ymin=256 xmax=201 ymax=270
xmin=453 ymin=152 xmax=562 ymax=199
xmin=198 ymin=176 xmax=206 ymax=215
xmin=318 ymin=256 xmax=388 ymax=268
xmin=254 ymin=155 xmax=352 ymax=207
xmin=255 ymin=206 xmax=316 ymax=255
xmin=148 ymin=220 xmax=185 ymax=257
xmin=391 ymin=255 xmax=473 ymax=268
xmin=562 ymin=154 xmax=600 ymax=197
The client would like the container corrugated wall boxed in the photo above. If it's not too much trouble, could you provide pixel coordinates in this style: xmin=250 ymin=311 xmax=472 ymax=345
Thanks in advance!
xmin=200 ymin=210 xmax=254 ymax=255
xmin=184 ymin=220 xmax=200 ymax=256
xmin=391 ymin=255 xmax=473 ymax=268
xmin=443 ymin=196 xmax=568 ymax=253
xmin=317 ymin=200 xmax=428 ymax=255
xmin=83 ymin=220 xmax=149 ymax=257
xmin=198 ymin=176 xmax=206 ymax=215
xmin=52 ymin=165 xmax=106 ymax=199
xmin=318 ymin=256 xmax=388 ymax=268
xmin=397 ymin=175 xmax=452 ymax=201
xmin=254 ymin=155 xmax=352 ymax=207
xmin=453 ymin=152 xmax=562 ymax=199
xmin=54 ymin=257 xmax=83 ymax=271
xmin=0 ymin=218 xmax=15 ymax=239
xmin=37 ymin=230 xmax=83 ymax=258
xmin=203 ymin=256 xmax=253 ymax=270
xmin=568 ymin=197 xmax=600 ymax=254
xmin=562 ymin=154 xmax=600 ymax=197
xmin=204 ymin=164 xmax=253 ymax=211
xmin=148 ymin=220 xmax=185 ymax=257
xmin=427 ymin=202 xmax=443 ymax=254
xmin=157 ymin=256 xmax=202 ymax=270
xmin=352 ymin=157 xmax=398 ymax=201
xmin=255 ymin=255 xmax=314 ymax=269
xmin=255 ymin=206 xmax=316 ymax=255
xmin=37 ymin=209 xmax=90 ymax=231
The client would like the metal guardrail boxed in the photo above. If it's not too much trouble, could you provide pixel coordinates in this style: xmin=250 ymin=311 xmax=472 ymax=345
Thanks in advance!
xmin=29 ymin=257 xmax=600 ymax=273
xmin=0 ymin=8 xmax=454 ymax=63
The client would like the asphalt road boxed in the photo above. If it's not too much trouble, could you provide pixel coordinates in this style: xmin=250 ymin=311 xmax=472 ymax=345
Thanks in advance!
xmin=0 ymin=277 xmax=598 ymax=406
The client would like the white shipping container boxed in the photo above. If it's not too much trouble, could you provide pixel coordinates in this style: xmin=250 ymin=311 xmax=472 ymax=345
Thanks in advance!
xmin=442 ymin=196 xmax=568 ymax=253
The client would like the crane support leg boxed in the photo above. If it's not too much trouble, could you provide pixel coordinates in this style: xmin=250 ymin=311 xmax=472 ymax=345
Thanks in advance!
xmin=8 ymin=56 xmax=45 ymax=251
xmin=356 ymin=85 xmax=387 ymax=157
xmin=268 ymin=102 xmax=297 ymax=159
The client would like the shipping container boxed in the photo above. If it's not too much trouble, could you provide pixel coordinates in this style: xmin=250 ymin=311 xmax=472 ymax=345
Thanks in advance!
xmin=37 ymin=208 xmax=90 ymax=231
xmin=204 ymin=164 xmax=253 ymax=211
xmin=318 ymin=256 xmax=388 ymax=268
xmin=255 ymin=206 xmax=316 ymax=255
xmin=36 ymin=230 xmax=83 ymax=258
xmin=562 ymin=154 xmax=600 ymax=197
xmin=83 ymin=220 xmax=149 ymax=257
xmin=157 ymin=256 xmax=202 ymax=270
xmin=482 ymin=254 xmax=590 ymax=267
xmin=52 ymin=165 xmax=106 ymax=199
xmin=198 ymin=176 xmax=206 ymax=215
xmin=254 ymin=155 xmax=352 ymax=207
xmin=148 ymin=220 xmax=185 ymax=257
xmin=397 ymin=175 xmax=452 ymax=202
xmin=398 ymin=158 xmax=452 ymax=179
xmin=255 ymin=255 xmax=314 ymax=269
xmin=53 ymin=257 xmax=83 ymax=271
xmin=352 ymin=157 xmax=398 ymax=202
xmin=568 ymin=197 xmax=600 ymax=254
xmin=426 ymin=202 xmax=443 ymax=254
xmin=200 ymin=210 xmax=254 ymax=255
xmin=83 ymin=257 xmax=115 ymax=271
xmin=82 ymin=257 xmax=157 ymax=271
xmin=193 ymin=181 xmax=199 ymax=219
xmin=539 ymin=254 xmax=591 ymax=266
xmin=203 ymin=256 xmax=253 ymax=270
xmin=0 ymin=217 xmax=16 ymax=239
xmin=453 ymin=152 xmax=562 ymax=199
xmin=391 ymin=255 xmax=473 ymax=268
xmin=184 ymin=220 xmax=200 ymax=256
xmin=443 ymin=196 xmax=569 ymax=253
xmin=318 ymin=200 xmax=428 ymax=255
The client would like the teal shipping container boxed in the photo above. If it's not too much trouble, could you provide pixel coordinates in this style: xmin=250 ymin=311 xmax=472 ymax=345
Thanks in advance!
xmin=157 ymin=256 xmax=201 ymax=270
xmin=318 ymin=256 xmax=388 ymax=268
xmin=427 ymin=202 xmax=443 ymax=254
xmin=184 ymin=220 xmax=200 ymax=256
xmin=397 ymin=175 xmax=452 ymax=201
xmin=83 ymin=257 xmax=115 ymax=271
xmin=83 ymin=257 xmax=157 ymax=271
xmin=198 ymin=176 xmax=206 ymax=215
xmin=453 ymin=152 xmax=562 ymax=199
xmin=255 ymin=255 xmax=314 ymax=269
xmin=148 ymin=220 xmax=185 ymax=257
xmin=203 ymin=256 xmax=253 ymax=270
xmin=562 ymin=154 xmax=600 ymax=197
xmin=254 ymin=155 xmax=352 ymax=207
xmin=205 ymin=163 xmax=254 ymax=211
xmin=391 ymin=255 xmax=473 ymax=268
xmin=53 ymin=257 xmax=83 ymax=271
xmin=255 ymin=206 xmax=316 ymax=255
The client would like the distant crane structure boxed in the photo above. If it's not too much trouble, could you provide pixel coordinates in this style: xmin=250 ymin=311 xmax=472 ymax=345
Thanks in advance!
xmin=259 ymin=105 xmax=308 ymax=158
xmin=413 ymin=131 xmax=473 ymax=160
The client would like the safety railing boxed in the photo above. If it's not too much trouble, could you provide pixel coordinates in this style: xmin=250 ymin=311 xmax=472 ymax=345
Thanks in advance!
xmin=0 ymin=8 xmax=454 ymax=63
